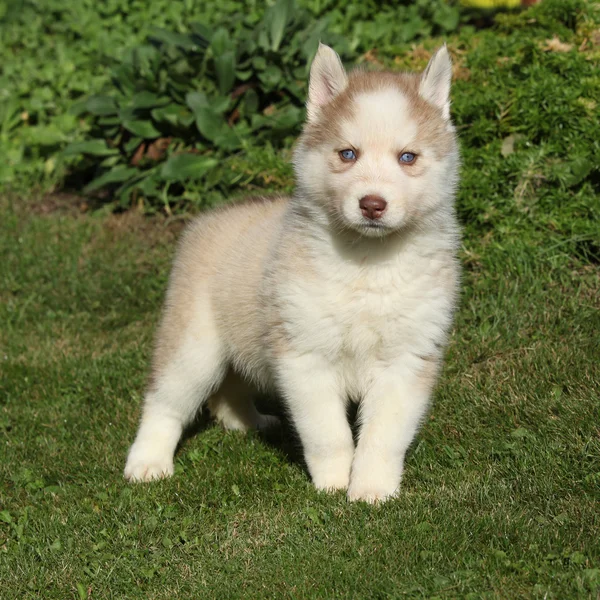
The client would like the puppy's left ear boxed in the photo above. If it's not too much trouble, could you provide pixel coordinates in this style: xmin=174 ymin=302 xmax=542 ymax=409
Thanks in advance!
xmin=307 ymin=43 xmax=348 ymax=123
xmin=419 ymin=45 xmax=452 ymax=120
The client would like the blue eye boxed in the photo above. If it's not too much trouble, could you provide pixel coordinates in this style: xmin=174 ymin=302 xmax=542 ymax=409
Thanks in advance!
xmin=399 ymin=152 xmax=416 ymax=164
xmin=339 ymin=149 xmax=357 ymax=161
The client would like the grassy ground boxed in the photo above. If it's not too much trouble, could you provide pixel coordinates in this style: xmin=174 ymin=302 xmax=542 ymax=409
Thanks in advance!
xmin=1 ymin=0 xmax=600 ymax=598
xmin=1 ymin=194 xmax=598 ymax=599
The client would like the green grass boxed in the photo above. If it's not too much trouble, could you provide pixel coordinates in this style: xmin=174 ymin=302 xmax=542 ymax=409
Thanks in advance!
xmin=1 ymin=191 xmax=598 ymax=598
xmin=1 ymin=0 xmax=600 ymax=597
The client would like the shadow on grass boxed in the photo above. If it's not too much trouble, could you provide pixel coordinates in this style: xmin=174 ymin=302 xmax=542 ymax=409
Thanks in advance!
xmin=177 ymin=393 xmax=307 ymax=473
xmin=176 ymin=392 xmax=385 ymax=477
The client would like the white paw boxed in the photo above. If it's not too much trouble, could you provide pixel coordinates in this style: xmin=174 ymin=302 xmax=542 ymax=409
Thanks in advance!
xmin=124 ymin=446 xmax=174 ymax=483
xmin=313 ymin=474 xmax=350 ymax=493
xmin=347 ymin=451 xmax=403 ymax=503
xmin=346 ymin=480 xmax=399 ymax=504
xmin=309 ymin=452 xmax=353 ymax=492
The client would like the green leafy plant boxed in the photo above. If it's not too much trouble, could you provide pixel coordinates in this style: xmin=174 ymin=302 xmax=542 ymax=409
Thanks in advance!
xmin=0 ymin=0 xmax=465 ymax=201
xmin=63 ymin=0 xmax=355 ymax=207
xmin=58 ymin=0 xmax=467 ymax=208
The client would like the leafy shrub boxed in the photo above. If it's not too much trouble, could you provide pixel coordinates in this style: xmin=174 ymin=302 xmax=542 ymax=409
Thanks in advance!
xmin=62 ymin=0 xmax=356 ymax=206
xmin=309 ymin=0 xmax=462 ymax=49
xmin=52 ymin=0 xmax=462 ymax=208
xmin=1 ymin=0 xmax=464 ymax=201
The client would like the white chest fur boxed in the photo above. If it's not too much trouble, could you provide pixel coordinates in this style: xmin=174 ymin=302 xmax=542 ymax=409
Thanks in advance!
xmin=274 ymin=228 xmax=457 ymax=399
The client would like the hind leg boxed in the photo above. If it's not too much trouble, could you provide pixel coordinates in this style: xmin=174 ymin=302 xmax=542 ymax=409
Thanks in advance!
xmin=208 ymin=371 xmax=280 ymax=432
xmin=124 ymin=312 xmax=226 ymax=482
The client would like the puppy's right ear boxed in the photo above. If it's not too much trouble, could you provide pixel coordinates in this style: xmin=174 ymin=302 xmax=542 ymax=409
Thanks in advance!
xmin=307 ymin=43 xmax=348 ymax=123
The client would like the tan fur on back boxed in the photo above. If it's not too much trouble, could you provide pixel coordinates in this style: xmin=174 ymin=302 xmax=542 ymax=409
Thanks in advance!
xmin=152 ymin=197 xmax=288 ymax=382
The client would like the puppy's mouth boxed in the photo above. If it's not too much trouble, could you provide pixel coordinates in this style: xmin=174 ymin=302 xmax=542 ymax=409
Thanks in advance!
xmin=361 ymin=220 xmax=389 ymax=231
xmin=358 ymin=220 xmax=392 ymax=237
xmin=363 ymin=221 xmax=385 ymax=228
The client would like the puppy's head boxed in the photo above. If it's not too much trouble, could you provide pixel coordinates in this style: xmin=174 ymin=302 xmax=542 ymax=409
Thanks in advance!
xmin=294 ymin=44 xmax=460 ymax=238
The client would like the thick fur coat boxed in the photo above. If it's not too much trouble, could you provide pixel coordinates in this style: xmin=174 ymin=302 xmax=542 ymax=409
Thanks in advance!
xmin=125 ymin=44 xmax=461 ymax=503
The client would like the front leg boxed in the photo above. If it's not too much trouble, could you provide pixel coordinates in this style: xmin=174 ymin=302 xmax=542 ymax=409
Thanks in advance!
xmin=277 ymin=353 xmax=354 ymax=492
xmin=348 ymin=359 xmax=438 ymax=503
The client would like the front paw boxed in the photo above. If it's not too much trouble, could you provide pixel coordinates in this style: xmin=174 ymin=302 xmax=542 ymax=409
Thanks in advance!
xmin=313 ymin=470 xmax=350 ymax=493
xmin=124 ymin=444 xmax=174 ymax=483
xmin=346 ymin=479 xmax=399 ymax=504
xmin=308 ymin=452 xmax=353 ymax=493
xmin=347 ymin=458 xmax=402 ymax=503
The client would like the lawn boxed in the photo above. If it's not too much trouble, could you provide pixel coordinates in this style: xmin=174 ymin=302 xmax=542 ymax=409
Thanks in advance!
xmin=1 ymin=0 xmax=599 ymax=598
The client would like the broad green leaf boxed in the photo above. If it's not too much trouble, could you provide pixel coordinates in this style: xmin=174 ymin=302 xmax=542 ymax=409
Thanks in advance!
xmin=272 ymin=105 xmax=302 ymax=130
xmin=122 ymin=120 xmax=161 ymax=138
xmin=130 ymin=91 xmax=169 ymax=110
xmin=190 ymin=22 xmax=212 ymax=44
xmin=301 ymin=31 xmax=321 ymax=61
xmin=102 ymin=126 xmax=120 ymax=138
xmin=212 ymin=95 xmax=232 ymax=114
xmin=214 ymin=51 xmax=236 ymax=95
xmin=268 ymin=0 xmax=294 ymax=51
xmin=68 ymin=100 xmax=88 ymax=117
xmin=252 ymin=56 xmax=267 ymax=71
xmin=119 ymin=107 xmax=137 ymax=122
xmin=138 ymin=172 xmax=162 ymax=195
xmin=194 ymin=106 xmax=226 ymax=142
xmin=116 ymin=171 xmax=155 ymax=204
xmin=85 ymin=95 xmax=118 ymax=116
xmin=186 ymin=91 xmax=209 ymax=114
xmin=190 ymin=32 xmax=211 ymax=51
xmin=84 ymin=166 xmax=139 ymax=193
xmin=511 ymin=427 xmax=530 ymax=439
xmin=286 ymin=80 xmax=305 ymax=100
xmin=99 ymin=155 xmax=121 ymax=168
xmin=98 ymin=116 xmax=121 ymax=127
xmin=400 ymin=13 xmax=428 ymax=43
xmin=250 ymin=105 xmax=302 ymax=133
xmin=124 ymin=136 xmax=143 ymax=153
xmin=112 ymin=65 xmax=137 ymax=95
xmin=564 ymin=157 xmax=594 ymax=188
xmin=243 ymin=89 xmax=259 ymax=114
xmin=211 ymin=28 xmax=231 ymax=57
xmin=152 ymin=104 xmax=194 ymax=127
xmin=257 ymin=29 xmax=270 ymax=52
xmin=22 ymin=125 xmax=66 ymax=146
xmin=159 ymin=154 xmax=219 ymax=181
xmin=251 ymin=113 xmax=271 ymax=131
xmin=259 ymin=65 xmax=283 ymax=89
xmin=433 ymin=4 xmax=460 ymax=32
xmin=238 ymin=38 xmax=257 ymax=57
xmin=76 ymin=583 xmax=86 ymax=600
xmin=214 ymin=128 xmax=242 ymax=151
xmin=0 ymin=100 xmax=21 ymax=132
xmin=132 ymin=45 xmax=161 ymax=75
xmin=236 ymin=69 xmax=253 ymax=82
xmin=63 ymin=140 xmax=118 ymax=156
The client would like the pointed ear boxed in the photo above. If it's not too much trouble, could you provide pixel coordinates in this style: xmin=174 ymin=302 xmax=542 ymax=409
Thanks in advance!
xmin=419 ymin=45 xmax=453 ymax=120
xmin=307 ymin=43 xmax=348 ymax=123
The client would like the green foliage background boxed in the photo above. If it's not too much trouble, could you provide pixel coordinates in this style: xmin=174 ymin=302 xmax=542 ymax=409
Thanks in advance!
xmin=0 ymin=0 xmax=461 ymax=203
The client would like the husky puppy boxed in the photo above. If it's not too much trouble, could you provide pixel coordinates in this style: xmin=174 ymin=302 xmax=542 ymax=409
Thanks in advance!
xmin=124 ymin=44 xmax=460 ymax=503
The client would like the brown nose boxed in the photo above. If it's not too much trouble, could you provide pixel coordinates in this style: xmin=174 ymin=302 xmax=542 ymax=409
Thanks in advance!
xmin=359 ymin=195 xmax=387 ymax=220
